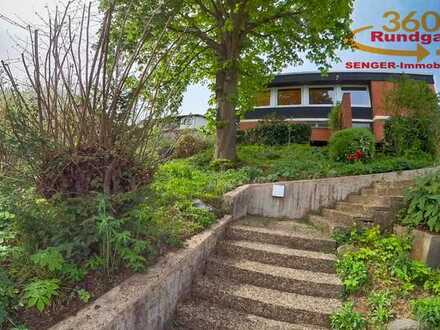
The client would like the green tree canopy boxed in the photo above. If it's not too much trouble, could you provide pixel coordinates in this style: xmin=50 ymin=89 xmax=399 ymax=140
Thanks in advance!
xmin=105 ymin=0 xmax=354 ymax=160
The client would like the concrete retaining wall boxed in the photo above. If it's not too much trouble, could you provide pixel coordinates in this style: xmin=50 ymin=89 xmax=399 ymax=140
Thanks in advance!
xmin=50 ymin=215 xmax=234 ymax=330
xmin=227 ymin=167 xmax=438 ymax=220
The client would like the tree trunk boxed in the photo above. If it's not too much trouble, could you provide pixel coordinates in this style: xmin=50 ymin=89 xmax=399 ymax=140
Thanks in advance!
xmin=215 ymin=66 xmax=239 ymax=160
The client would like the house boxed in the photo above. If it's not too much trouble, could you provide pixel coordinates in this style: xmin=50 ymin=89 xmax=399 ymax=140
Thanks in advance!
xmin=240 ymin=72 xmax=435 ymax=142
xmin=177 ymin=114 xmax=207 ymax=130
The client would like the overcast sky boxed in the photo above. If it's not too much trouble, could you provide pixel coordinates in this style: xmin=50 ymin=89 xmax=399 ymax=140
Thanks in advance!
xmin=1 ymin=0 xmax=439 ymax=115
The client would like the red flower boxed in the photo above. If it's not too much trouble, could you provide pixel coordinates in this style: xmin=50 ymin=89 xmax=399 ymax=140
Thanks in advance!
xmin=346 ymin=149 xmax=364 ymax=162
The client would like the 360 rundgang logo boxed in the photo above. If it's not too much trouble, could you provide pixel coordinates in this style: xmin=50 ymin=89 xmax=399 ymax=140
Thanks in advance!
xmin=346 ymin=10 xmax=440 ymax=70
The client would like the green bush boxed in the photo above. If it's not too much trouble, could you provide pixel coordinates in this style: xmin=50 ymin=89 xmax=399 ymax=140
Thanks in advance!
xmin=329 ymin=128 xmax=375 ymax=162
xmin=331 ymin=302 xmax=367 ymax=330
xmin=401 ymin=171 xmax=440 ymax=233
xmin=412 ymin=297 xmax=440 ymax=329
xmin=385 ymin=76 xmax=440 ymax=156
xmin=384 ymin=117 xmax=438 ymax=156
xmin=329 ymin=103 xmax=342 ymax=131
xmin=174 ymin=131 xmax=208 ymax=158
xmin=242 ymin=118 xmax=311 ymax=145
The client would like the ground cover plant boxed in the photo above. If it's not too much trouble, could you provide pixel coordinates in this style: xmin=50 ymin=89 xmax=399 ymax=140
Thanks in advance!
xmin=331 ymin=227 xmax=440 ymax=329
xmin=400 ymin=171 xmax=440 ymax=233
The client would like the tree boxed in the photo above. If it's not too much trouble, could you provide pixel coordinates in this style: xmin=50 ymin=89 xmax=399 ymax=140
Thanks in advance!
xmin=106 ymin=0 xmax=354 ymax=160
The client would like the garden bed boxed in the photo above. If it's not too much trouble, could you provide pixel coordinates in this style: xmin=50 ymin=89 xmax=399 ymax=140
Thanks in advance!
xmin=0 ymin=143 xmax=437 ymax=329
xmin=331 ymin=227 xmax=440 ymax=329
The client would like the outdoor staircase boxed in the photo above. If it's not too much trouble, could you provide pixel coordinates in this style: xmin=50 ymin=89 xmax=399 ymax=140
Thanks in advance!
xmin=308 ymin=179 xmax=413 ymax=234
xmin=170 ymin=179 xmax=414 ymax=330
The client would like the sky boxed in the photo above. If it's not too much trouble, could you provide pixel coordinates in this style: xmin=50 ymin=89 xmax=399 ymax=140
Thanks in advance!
xmin=1 ymin=0 xmax=439 ymax=114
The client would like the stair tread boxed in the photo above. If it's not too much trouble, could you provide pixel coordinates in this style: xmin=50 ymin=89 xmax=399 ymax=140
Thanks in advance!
xmin=194 ymin=276 xmax=342 ymax=315
xmin=177 ymin=300 xmax=329 ymax=330
xmin=337 ymin=201 xmax=389 ymax=209
xmin=220 ymin=240 xmax=337 ymax=261
xmin=231 ymin=223 xmax=334 ymax=242
xmin=235 ymin=216 xmax=328 ymax=238
xmin=322 ymin=208 xmax=372 ymax=219
xmin=209 ymin=256 xmax=342 ymax=285
xmin=308 ymin=214 xmax=350 ymax=227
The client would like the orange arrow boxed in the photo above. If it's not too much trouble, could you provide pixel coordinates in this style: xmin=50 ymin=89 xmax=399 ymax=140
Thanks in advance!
xmin=351 ymin=25 xmax=430 ymax=62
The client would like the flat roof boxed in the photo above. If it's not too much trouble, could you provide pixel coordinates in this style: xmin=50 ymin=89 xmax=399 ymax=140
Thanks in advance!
xmin=269 ymin=72 xmax=435 ymax=87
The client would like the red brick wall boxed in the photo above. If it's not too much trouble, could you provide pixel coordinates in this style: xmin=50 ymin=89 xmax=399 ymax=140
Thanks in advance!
xmin=341 ymin=93 xmax=352 ymax=129
xmin=370 ymin=81 xmax=396 ymax=142
xmin=311 ymin=128 xmax=331 ymax=141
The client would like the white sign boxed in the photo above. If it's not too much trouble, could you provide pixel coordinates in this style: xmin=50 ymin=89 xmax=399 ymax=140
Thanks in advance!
xmin=272 ymin=184 xmax=285 ymax=198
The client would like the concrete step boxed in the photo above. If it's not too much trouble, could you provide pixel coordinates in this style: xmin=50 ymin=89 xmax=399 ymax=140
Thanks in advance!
xmin=192 ymin=277 xmax=341 ymax=328
xmin=347 ymin=193 xmax=405 ymax=207
xmin=361 ymin=186 xmax=406 ymax=196
xmin=175 ymin=300 xmax=329 ymax=330
xmin=335 ymin=201 xmax=390 ymax=215
xmin=308 ymin=214 xmax=350 ymax=235
xmin=321 ymin=208 xmax=373 ymax=227
xmin=207 ymin=256 xmax=342 ymax=299
xmin=374 ymin=180 xmax=414 ymax=189
xmin=217 ymin=240 xmax=337 ymax=274
xmin=227 ymin=224 xmax=336 ymax=254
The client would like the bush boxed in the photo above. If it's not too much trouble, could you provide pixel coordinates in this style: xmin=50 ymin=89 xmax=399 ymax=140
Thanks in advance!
xmin=384 ymin=117 xmax=438 ymax=156
xmin=174 ymin=132 xmax=208 ymax=158
xmin=331 ymin=302 xmax=367 ymax=330
xmin=329 ymin=103 xmax=342 ymax=131
xmin=242 ymin=118 xmax=311 ymax=145
xmin=329 ymin=128 xmax=375 ymax=162
xmin=384 ymin=77 xmax=440 ymax=156
xmin=401 ymin=171 xmax=440 ymax=233
xmin=412 ymin=297 xmax=440 ymax=329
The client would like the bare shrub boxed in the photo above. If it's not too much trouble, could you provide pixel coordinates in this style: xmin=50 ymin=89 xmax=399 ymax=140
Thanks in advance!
xmin=0 ymin=1 xmax=190 ymax=196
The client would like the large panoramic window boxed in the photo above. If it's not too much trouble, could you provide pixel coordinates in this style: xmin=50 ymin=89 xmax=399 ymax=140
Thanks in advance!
xmin=341 ymin=87 xmax=371 ymax=106
xmin=277 ymin=88 xmax=301 ymax=106
xmin=309 ymin=87 xmax=335 ymax=105
xmin=255 ymin=90 xmax=271 ymax=107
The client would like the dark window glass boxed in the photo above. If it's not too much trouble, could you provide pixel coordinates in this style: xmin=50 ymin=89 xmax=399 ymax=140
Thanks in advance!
xmin=309 ymin=88 xmax=335 ymax=104
xmin=255 ymin=90 xmax=271 ymax=107
xmin=277 ymin=88 xmax=301 ymax=105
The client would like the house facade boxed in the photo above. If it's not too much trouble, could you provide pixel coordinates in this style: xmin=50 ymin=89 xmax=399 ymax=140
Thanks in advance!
xmin=240 ymin=72 xmax=435 ymax=142
xmin=177 ymin=114 xmax=207 ymax=130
